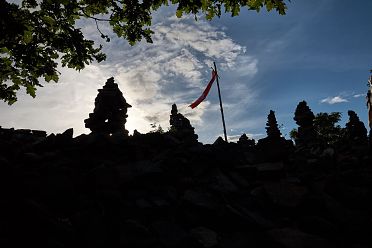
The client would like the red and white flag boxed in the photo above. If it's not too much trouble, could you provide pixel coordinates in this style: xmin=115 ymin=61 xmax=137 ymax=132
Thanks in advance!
xmin=189 ymin=70 xmax=217 ymax=109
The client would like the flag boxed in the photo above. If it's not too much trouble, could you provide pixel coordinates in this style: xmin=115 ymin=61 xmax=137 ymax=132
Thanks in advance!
xmin=189 ymin=70 xmax=217 ymax=109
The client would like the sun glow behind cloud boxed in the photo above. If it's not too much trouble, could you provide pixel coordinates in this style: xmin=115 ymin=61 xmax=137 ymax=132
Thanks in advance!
xmin=0 ymin=10 xmax=259 ymax=143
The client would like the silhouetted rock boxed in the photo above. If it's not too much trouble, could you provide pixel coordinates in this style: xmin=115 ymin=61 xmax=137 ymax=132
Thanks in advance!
xmin=169 ymin=103 xmax=198 ymax=144
xmin=267 ymin=228 xmax=334 ymax=248
xmin=2 ymin=95 xmax=372 ymax=248
xmin=294 ymin=101 xmax=316 ymax=147
xmin=345 ymin=110 xmax=368 ymax=145
xmin=84 ymin=77 xmax=131 ymax=135
xmin=237 ymin=133 xmax=255 ymax=147
xmin=257 ymin=110 xmax=293 ymax=161
xmin=266 ymin=110 xmax=281 ymax=139
xmin=190 ymin=226 xmax=218 ymax=248
xmin=213 ymin=136 xmax=226 ymax=146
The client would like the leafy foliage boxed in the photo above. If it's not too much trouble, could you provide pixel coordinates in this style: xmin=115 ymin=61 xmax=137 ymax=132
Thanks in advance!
xmin=290 ymin=112 xmax=345 ymax=146
xmin=150 ymin=122 xmax=164 ymax=133
xmin=313 ymin=112 xmax=344 ymax=146
xmin=1 ymin=0 xmax=288 ymax=104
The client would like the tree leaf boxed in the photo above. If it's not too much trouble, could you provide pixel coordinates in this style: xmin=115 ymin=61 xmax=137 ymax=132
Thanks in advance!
xmin=23 ymin=30 xmax=33 ymax=44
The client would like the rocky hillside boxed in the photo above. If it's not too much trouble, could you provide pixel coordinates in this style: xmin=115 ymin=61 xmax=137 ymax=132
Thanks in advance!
xmin=0 ymin=124 xmax=371 ymax=248
xmin=1 ymin=78 xmax=371 ymax=247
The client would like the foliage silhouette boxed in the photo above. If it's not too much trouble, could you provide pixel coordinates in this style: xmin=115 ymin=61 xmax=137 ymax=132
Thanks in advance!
xmin=313 ymin=112 xmax=344 ymax=146
xmin=291 ymin=111 xmax=345 ymax=146
xmin=0 ymin=0 xmax=288 ymax=104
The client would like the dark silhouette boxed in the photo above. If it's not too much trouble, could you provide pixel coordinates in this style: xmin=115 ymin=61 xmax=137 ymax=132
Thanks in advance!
xmin=84 ymin=77 xmax=131 ymax=136
xmin=169 ymin=103 xmax=198 ymax=144
xmin=293 ymin=100 xmax=316 ymax=147
xmin=265 ymin=110 xmax=281 ymax=139
xmin=1 ymin=85 xmax=372 ymax=248
xmin=0 ymin=1 xmax=287 ymax=104
xmin=256 ymin=110 xmax=293 ymax=161
xmin=237 ymin=133 xmax=255 ymax=147
xmin=345 ymin=110 xmax=368 ymax=145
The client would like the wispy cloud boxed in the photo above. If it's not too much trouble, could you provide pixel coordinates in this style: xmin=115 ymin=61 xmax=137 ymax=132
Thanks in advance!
xmin=320 ymin=96 xmax=348 ymax=104
xmin=353 ymin=93 xmax=365 ymax=98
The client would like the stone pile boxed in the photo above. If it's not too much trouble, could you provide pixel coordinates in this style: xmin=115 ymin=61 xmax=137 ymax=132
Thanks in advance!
xmin=1 ymin=125 xmax=371 ymax=248
xmin=293 ymin=101 xmax=316 ymax=148
xmin=256 ymin=110 xmax=293 ymax=161
xmin=84 ymin=77 xmax=132 ymax=136
xmin=1 ymin=83 xmax=372 ymax=248
xmin=169 ymin=103 xmax=198 ymax=144
xmin=345 ymin=110 xmax=368 ymax=145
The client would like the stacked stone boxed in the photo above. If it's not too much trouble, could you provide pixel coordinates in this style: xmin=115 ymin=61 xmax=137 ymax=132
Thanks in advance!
xmin=345 ymin=110 xmax=368 ymax=145
xmin=84 ymin=77 xmax=131 ymax=135
xmin=169 ymin=104 xmax=198 ymax=144
xmin=266 ymin=110 xmax=281 ymax=139
xmin=257 ymin=110 xmax=293 ymax=161
xmin=237 ymin=133 xmax=255 ymax=147
xmin=293 ymin=101 xmax=316 ymax=147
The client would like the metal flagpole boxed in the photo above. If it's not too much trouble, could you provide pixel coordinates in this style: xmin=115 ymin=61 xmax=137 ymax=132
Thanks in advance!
xmin=214 ymin=62 xmax=228 ymax=142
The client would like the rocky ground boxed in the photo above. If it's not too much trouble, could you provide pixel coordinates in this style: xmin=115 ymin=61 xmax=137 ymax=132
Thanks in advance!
xmin=0 ymin=127 xmax=371 ymax=248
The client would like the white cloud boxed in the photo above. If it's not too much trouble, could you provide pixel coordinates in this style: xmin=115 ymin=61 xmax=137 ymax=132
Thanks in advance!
xmin=320 ymin=96 xmax=349 ymax=104
xmin=97 ymin=15 xmax=258 ymax=136
xmin=353 ymin=93 xmax=365 ymax=98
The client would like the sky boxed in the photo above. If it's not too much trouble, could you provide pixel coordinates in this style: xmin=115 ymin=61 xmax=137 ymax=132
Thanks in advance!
xmin=1 ymin=0 xmax=372 ymax=143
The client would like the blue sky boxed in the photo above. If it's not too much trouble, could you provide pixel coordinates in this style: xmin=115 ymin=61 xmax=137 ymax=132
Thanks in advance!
xmin=1 ymin=0 xmax=371 ymax=143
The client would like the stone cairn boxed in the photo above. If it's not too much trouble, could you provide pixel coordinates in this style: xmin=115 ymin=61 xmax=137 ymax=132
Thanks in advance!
xmin=265 ymin=110 xmax=281 ymax=139
xmin=293 ymin=101 xmax=316 ymax=147
xmin=237 ymin=133 xmax=255 ymax=147
xmin=345 ymin=110 xmax=368 ymax=145
xmin=257 ymin=110 xmax=292 ymax=161
xmin=84 ymin=77 xmax=132 ymax=135
xmin=169 ymin=103 xmax=198 ymax=144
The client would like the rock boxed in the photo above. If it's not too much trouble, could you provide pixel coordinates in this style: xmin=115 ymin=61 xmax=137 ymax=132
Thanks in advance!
xmin=151 ymin=220 xmax=189 ymax=247
xmin=267 ymin=228 xmax=335 ymax=248
xmin=237 ymin=133 xmax=255 ymax=147
xmin=120 ymin=219 xmax=155 ymax=247
xmin=225 ymin=204 xmax=275 ymax=230
xmin=213 ymin=136 xmax=226 ymax=146
xmin=87 ymin=165 xmax=120 ymax=190
xmin=183 ymin=190 xmax=223 ymax=212
xmin=263 ymin=181 xmax=308 ymax=209
xmin=345 ymin=110 xmax=368 ymax=145
xmin=297 ymin=215 xmax=338 ymax=238
xmin=293 ymin=101 xmax=316 ymax=148
xmin=84 ymin=77 xmax=131 ymax=135
xmin=31 ymin=130 xmax=47 ymax=137
xmin=191 ymin=226 xmax=218 ymax=248
xmin=239 ymin=162 xmax=284 ymax=179
xmin=168 ymin=104 xmax=198 ymax=144
xmin=220 ymin=231 xmax=276 ymax=248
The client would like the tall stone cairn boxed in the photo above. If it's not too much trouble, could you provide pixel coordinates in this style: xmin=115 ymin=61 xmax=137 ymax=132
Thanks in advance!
xmin=84 ymin=77 xmax=132 ymax=135
xmin=169 ymin=104 xmax=198 ymax=144
xmin=257 ymin=110 xmax=292 ymax=161
xmin=345 ymin=110 xmax=368 ymax=145
xmin=294 ymin=101 xmax=316 ymax=147
xmin=266 ymin=110 xmax=282 ymax=139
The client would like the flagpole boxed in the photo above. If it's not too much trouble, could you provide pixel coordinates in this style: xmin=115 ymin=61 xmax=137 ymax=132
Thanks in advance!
xmin=214 ymin=62 xmax=228 ymax=142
